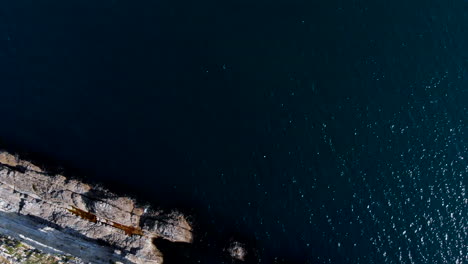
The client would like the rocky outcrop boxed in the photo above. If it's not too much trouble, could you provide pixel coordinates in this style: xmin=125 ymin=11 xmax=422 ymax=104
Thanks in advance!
xmin=226 ymin=241 xmax=247 ymax=262
xmin=0 ymin=151 xmax=193 ymax=264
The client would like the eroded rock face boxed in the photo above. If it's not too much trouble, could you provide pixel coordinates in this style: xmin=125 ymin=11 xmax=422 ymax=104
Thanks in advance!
xmin=0 ymin=151 xmax=193 ymax=264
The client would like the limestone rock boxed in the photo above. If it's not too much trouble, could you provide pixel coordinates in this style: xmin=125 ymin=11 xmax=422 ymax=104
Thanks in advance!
xmin=0 ymin=150 xmax=193 ymax=264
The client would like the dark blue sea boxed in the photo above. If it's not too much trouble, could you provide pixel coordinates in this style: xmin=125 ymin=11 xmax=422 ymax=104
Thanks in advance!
xmin=0 ymin=0 xmax=467 ymax=263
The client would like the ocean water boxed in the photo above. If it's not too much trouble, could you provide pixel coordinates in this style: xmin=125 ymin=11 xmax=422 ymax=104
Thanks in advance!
xmin=0 ymin=0 xmax=467 ymax=263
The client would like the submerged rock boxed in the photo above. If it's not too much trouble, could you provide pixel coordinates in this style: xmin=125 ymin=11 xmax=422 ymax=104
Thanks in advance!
xmin=227 ymin=241 xmax=248 ymax=261
xmin=0 ymin=150 xmax=193 ymax=264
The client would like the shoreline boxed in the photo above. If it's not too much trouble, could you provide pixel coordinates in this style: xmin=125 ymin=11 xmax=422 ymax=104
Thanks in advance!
xmin=0 ymin=150 xmax=193 ymax=264
xmin=0 ymin=146 xmax=302 ymax=264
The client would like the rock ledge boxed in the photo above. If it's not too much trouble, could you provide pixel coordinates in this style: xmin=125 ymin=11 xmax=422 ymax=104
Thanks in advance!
xmin=0 ymin=151 xmax=193 ymax=264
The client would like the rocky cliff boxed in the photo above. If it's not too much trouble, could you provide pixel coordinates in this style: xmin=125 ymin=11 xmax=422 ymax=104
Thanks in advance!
xmin=0 ymin=151 xmax=193 ymax=264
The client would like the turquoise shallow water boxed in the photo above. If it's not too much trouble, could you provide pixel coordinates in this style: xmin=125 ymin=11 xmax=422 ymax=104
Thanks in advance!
xmin=0 ymin=0 xmax=467 ymax=263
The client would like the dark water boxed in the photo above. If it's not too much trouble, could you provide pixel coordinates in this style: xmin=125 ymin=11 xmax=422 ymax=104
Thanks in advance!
xmin=1 ymin=0 xmax=467 ymax=263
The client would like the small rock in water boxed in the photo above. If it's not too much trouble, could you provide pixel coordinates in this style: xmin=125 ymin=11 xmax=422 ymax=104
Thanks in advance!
xmin=227 ymin=241 xmax=247 ymax=261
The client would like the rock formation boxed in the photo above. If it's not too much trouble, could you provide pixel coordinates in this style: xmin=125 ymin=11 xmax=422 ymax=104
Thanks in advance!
xmin=0 ymin=150 xmax=193 ymax=264
xmin=227 ymin=241 xmax=247 ymax=262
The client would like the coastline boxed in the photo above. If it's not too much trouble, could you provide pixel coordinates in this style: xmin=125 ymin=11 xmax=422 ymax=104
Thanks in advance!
xmin=0 ymin=150 xmax=193 ymax=264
